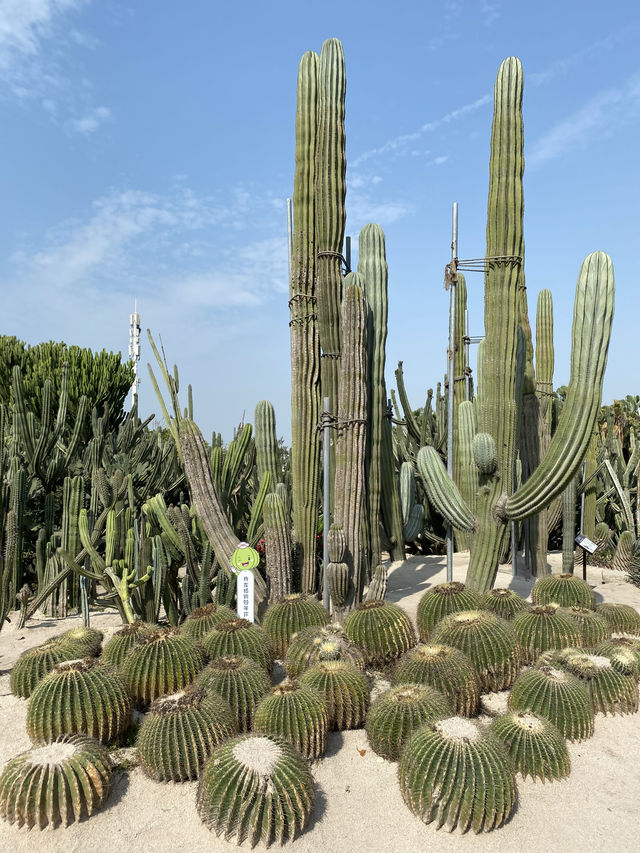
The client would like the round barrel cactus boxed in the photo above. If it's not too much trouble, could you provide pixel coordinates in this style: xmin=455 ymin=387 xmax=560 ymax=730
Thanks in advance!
xmin=196 ymin=655 xmax=271 ymax=732
xmin=101 ymin=621 xmax=155 ymax=667
xmin=343 ymin=601 xmax=416 ymax=669
xmin=10 ymin=639 xmax=82 ymax=699
xmin=121 ymin=627 xmax=206 ymax=705
xmin=202 ymin=618 xmax=273 ymax=672
xmin=416 ymin=581 xmax=482 ymax=641
xmin=595 ymin=603 xmax=640 ymax=634
xmin=57 ymin=626 xmax=104 ymax=656
xmin=399 ymin=717 xmax=516 ymax=832
xmin=480 ymin=588 xmax=529 ymax=620
xmin=136 ymin=684 xmax=236 ymax=781
xmin=594 ymin=636 xmax=640 ymax=678
xmin=261 ymin=594 xmax=330 ymax=659
xmin=391 ymin=643 xmax=481 ymax=717
xmin=509 ymin=663 xmax=594 ymax=741
xmin=26 ymin=658 xmax=132 ymax=745
xmin=252 ymin=682 xmax=328 ymax=759
xmin=547 ymin=648 xmax=639 ymax=715
xmin=299 ymin=660 xmax=369 ymax=730
xmin=431 ymin=610 xmax=520 ymax=691
xmin=490 ymin=711 xmax=570 ymax=782
xmin=284 ymin=624 xmax=365 ymax=677
xmin=559 ymin=606 xmax=610 ymax=646
xmin=180 ymin=603 xmax=236 ymax=641
xmin=512 ymin=604 xmax=583 ymax=664
xmin=0 ymin=734 xmax=112 ymax=829
xmin=365 ymin=683 xmax=451 ymax=761
xmin=532 ymin=573 xmax=595 ymax=609
xmin=472 ymin=432 xmax=498 ymax=473
xmin=197 ymin=734 xmax=314 ymax=847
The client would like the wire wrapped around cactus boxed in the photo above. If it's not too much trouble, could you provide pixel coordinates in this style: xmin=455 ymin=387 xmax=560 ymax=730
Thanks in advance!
xmin=56 ymin=626 xmax=104 ymax=656
xmin=136 ymin=684 xmax=237 ymax=781
xmin=531 ymin=573 xmax=595 ymax=609
xmin=196 ymin=734 xmax=314 ymax=847
xmin=391 ymin=644 xmax=481 ymax=717
xmin=490 ymin=711 xmax=570 ymax=782
xmin=180 ymin=603 xmax=237 ymax=641
xmin=121 ymin=627 xmax=206 ymax=705
xmin=252 ymin=681 xmax=328 ymax=759
xmin=508 ymin=664 xmax=594 ymax=741
xmin=260 ymin=594 xmax=330 ymax=659
xmin=595 ymin=603 xmax=640 ymax=634
xmin=398 ymin=716 xmax=516 ymax=833
xmin=300 ymin=661 xmax=370 ymax=730
xmin=343 ymin=600 xmax=416 ymax=669
xmin=0 ymin=734 xmax=113 ymax=830
xmin=416 ymin=582 xmax=483 ymax=641
xmin=365 ymin=683 xmax=451 ymax=761
xmin=101 ymin=621 xmax=156 ymax=667
xmin=202 ymin=618 xmax=273 ymax=672
xmin=26 ymin=658 xmax=132 ymax=745
xmin=594 ymin=636 xmax=640 ymax=678
xmin=196 ymin=655 xmax=272 ymax=732
xmin=10 ymin=638 xmax=86 ymax=699
xmin=559 ymin=606 xmax=610 ymax=646
xmin=284 ymin=624 xmax=365 ymax=678
xmin=430 ymin=610 xmax=520 ymax=691
xmin=542 ymin=648 xmax=639 ymax=715
xmin=480 ymin=588 xmax=529 ymax=620
xmin=511 ymin=604 xmax=583 ymax=664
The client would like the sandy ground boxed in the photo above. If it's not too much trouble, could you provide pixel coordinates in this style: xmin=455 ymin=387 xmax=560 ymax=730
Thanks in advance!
xmin=1 ymin=552 xmax=639 ymax=852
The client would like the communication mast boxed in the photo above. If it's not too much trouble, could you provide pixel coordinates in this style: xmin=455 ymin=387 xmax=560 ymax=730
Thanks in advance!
xmin=129 ymin=300 xmax=141 ymax=409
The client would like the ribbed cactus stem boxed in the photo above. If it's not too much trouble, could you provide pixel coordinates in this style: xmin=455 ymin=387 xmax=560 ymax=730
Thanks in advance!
xmin=263 ymin=492 xmax=292 ymax=603
xmin=254 ymin=400 xmax=280 ymax=490
xmin=562 ymin=476 xmax=578 ymax=573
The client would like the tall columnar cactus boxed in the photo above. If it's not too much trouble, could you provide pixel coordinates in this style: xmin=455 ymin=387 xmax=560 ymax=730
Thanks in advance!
xmin=300 ymin=660 xmax=369 ymax=729
xmin=254 ymin=400 xmax=280 ymax=490
xmin=455 ymin=400 xmax=479 ymax=548
xmin=561 ymin=476 xmax=578 ymax=573
xmin=263 ymin=492 xmax=292 ymax=603
xmin=333 ymin=278 xmax=367 ymax=606
xmin=343 ymin=600 xmax=416 ymax=668
xmin=261 ymin=594 xmax=330 ymax=659
xmin=392 ymin=644 xmax=481 ymax=717
xmin=416 ymin=581 xmax=482 ymax=642
xmin=359 ymin=223 xmax=389 ymax=575
xmin=253 ymin=682 xmax=328 ymax=760
xmin=0 ymin=734 xmax=113 ymax=829
xmin=490 ymin=711 xmax=570 ymax=782
xmin=197 ymin=655 xmax=272 ymax=732
xmin=399 ymin=717 xmax=516 ymax=833
xmin=509 ymin=664 xmax=594 ymax=740
xmin=196 ymin=734 xmax=315 ymax=847
xmin=417 ymin=58 xmax=615 ymax=593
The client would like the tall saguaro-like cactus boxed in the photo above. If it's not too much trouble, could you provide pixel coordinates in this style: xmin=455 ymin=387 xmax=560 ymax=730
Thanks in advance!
xmin=417 ymin=58 xmax=615 ymax=592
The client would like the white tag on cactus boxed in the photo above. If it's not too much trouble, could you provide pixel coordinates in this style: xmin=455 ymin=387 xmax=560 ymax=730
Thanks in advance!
xmin=236 ymin=569 xmax=255 ymax=623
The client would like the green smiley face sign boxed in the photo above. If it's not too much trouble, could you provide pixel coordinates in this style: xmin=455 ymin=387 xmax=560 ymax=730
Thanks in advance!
xmin=231 ymin=543 xmax=260 ymax=572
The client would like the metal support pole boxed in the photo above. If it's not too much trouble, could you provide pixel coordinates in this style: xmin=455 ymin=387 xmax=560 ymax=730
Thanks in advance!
xmin=322 ymin=397 xmax=331 ymax=612
xmin=511 ymin=521 xmax=518 ymax=578
xmin=286 ymin=198 xmax=293 ymax=281
xmin=345 ymin=235 xmax=351 ymax=271
xmin=446 ymin=202 xmax=458 ymax=583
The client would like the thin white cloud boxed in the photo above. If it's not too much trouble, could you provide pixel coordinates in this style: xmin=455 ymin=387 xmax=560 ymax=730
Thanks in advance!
xmin=528 ymin=74 xmax=640 ymax=167
xmin=66 ymin=104 xmax=111 ymax=134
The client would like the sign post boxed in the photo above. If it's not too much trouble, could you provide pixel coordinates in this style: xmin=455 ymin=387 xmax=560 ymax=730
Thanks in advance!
xmin=574 ymin=534 xmax=598 ymax=582
xmin=230 ymin=542 xmax=260 ymax=623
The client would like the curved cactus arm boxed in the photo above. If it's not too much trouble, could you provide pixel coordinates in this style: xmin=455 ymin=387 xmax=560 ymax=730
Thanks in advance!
xmin=247 ymin=471 xmax=271 ymax=546
xmin=602 ymin=457 xmax=635 ymax=534
xmin=77 ymin=509 xmax=107 ymax=574
xmin=57 ymin=548 xmax=102 ymax=582
xmin=505 ymin=252 xmax=614 ymax=521
xmin=394 ymin=362 xmax=421 ymax=445
xmin=416 ymin=446 xmax=476 ymax=532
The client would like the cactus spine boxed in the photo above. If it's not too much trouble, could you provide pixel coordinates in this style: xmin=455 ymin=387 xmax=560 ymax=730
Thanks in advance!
xmin=416 ymin=581 xmax=482 ymax=641
xmin=300 ymin=660 xmax=369 ymax=729
xmin=261 ymin=594 xmax=330 ymax=659
xmin=197 ymin=655 xmax=271 ymax=732
xmin=343 ymin=600 xmax=416 ymax=668
xmin=509 ymin=663 xmax=594 ymax=741
xmin=202 ymin=618 xmax=273 ymax=672
xmin=253 ymin=682 xmax=328 ymax=759
xmin=490 ymin=712 xmax=570 ymax=782
xmin=392 ymin=644 xmax=481 ymax=717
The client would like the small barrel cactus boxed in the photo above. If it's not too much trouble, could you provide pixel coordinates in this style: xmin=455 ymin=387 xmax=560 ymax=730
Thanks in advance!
xmin=57 ymin=626 xmax=104 ymax=656
xmin=121 ymin=627 xmax=206 ymax=705
xmin=197 ymin=655 xmax=272 ymax=732
xmin=431 ymin=610 xmax=520 ymax=691
xmin=284 ymin=624 xmax=365 ymax=677
xmin=595 ymin=603 xmax=640 ymax=634
xmin=0 ymin=734 xmax=112 ymax=829
xmin=180 ymin=603 xmax=237 ymax=641
xmin=480 ymin=588 xmax=529 ymax=620
xmin=326 ymin=524 xmax=350 ymax=609
xmin=490 ymin=711 xmax=570 ymax=782
xmin=509 ymin=664 xmax=594 ymax=741
xmin=136 ymin=684 xmax=236 ymax=781
xmin=299 ymin=660 xmax=369 ymax=730
xmin=252 ymin=681 xmax=328 ymax=759
xmin=532 ymin=573 xmax=595 ymax=609
xmin=399 ymin=717 xmax=516 ymax=832
xmin=196 ymin=734 xmax=314 ymax=847
xmin=101 ymin=621 xmax=155 ymax=667
xmin=416 ymin=581 xmax=482 ymax=641
xmin=261 ymin=594 xmax=330 ymax=659
xmin=559 ymin=606 xmax=610 ymax=646
xmin=202 ymin=619 xmax=273 ymax=672
xmin=26 ymin=658 xmax=132 ymax=744
xmin=10 ymin=639 xmax=82 ymax=699
xmin=343 ymin=600 xmax=416 ymax=669
xmin=511 ymin=604 xmax=583 ymax=664
xmin=546 ymin=648 xmax=639 ymax=715
xmin=365 ymin=683 xmax=451 ymax=761
xmin=472 ymin=432 xmax=498 ymax=473
xmin=594 ymin=636 xmax=640 ymax=678
xmin=391 ymin=644 xmax=481 ymax=717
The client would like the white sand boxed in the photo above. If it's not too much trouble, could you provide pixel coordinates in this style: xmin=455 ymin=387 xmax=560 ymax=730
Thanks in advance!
xmin=1 ymin=551 xmax=639 ymax=851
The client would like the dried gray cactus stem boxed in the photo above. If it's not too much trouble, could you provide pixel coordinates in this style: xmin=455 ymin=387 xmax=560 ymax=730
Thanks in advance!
xmin=263 ymin=492 xmax=292 ymax=603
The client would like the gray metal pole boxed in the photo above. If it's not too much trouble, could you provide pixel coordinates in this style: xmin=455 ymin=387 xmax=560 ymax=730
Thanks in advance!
xmin=286 ymin=198 xmax=293 ymax=281
xmin=322 ymin=397 xmax=331 ymax=611
xmin=511 ymin=521 xmax=518 ymax=578
xmin=345 ymin=235 xmax=351 ymax=271
xmin=446 ymin=202 xmax=458 ymax=583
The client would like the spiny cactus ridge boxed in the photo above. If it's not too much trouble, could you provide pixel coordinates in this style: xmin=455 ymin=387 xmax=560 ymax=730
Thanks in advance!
xmin=391 ymin=644 xmax=481 ymax=717
xmin=261 ymin=594 xmax=330 ymax=659
xmin=56 ymin=626 xmax=104 ymax=656
xmin=202 ymin=619 xmax=273 ymax=672
xmin=594 ymin=637 xmax=640 ymax=678
xmin=542 ymin=648 xmax=639 ymax=716
xmin=511 ymin=604 xmax=583 ymax=664
xmin=284 ymin=624 xmax=365 ymax=677
xmin=531 ymin=574 xmax=595 ymax=609
xmin=416 ymin=582 xmax=483 ymax=641
xmin=480 ymin=588 xmax=529 ymax=620
xmin=595 ymin=603 xmax=640 ymax=635
xmin=197 ymin=655 xmax=272 ymax=732
xmin=10 ymin=639 xmax=83 ymax=699
xmin=180 ymin=604 xmax=237 ymax=641
xmin=252 ymin=681 xmax=328 ymax=759
xmin=508 ymin=664 xmax=594 ymax=741
xmin=121 ymin=628 xmax=206 ymax=705
xmin=559 ymin=606 xmax=610 ymax=647
xmin=101 ymin=621 xmax=156 ymax=667
xmin=490 ymin=711 xmax=570 ymax=782
xmin=343 ymin=600 xmax=416 ymax=668
xmin=299 ymin=660 xmax=370 ymax=730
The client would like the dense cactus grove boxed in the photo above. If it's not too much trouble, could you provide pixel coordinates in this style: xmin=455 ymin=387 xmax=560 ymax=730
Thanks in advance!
xmin=0 ymin=36 xmax=638 ymax=848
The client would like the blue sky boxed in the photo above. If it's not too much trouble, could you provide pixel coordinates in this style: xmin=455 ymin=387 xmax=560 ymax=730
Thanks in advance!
xmin=1 ymin=0 xmax=639 ymax=443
